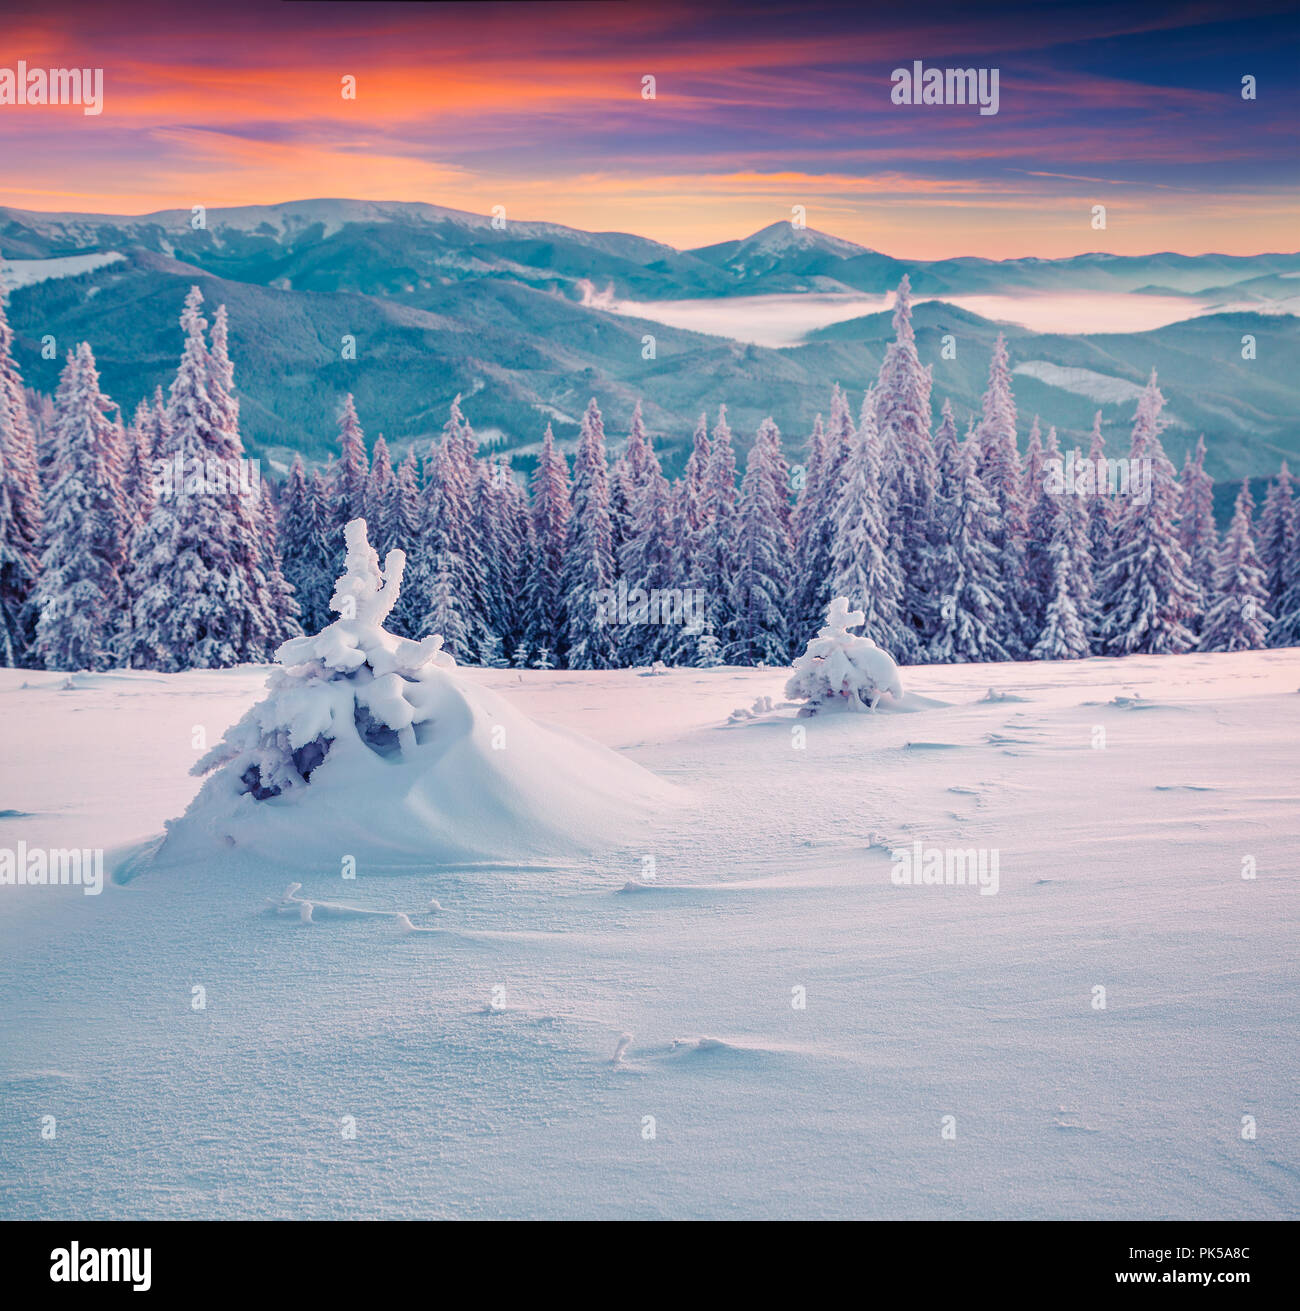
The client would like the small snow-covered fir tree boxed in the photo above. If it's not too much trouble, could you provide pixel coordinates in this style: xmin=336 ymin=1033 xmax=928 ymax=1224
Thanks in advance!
xmin=1178 ymin=434 xmax=1217 ymax=623
xmin=1200 ymin=480 xmax=1271 ymax=652
xmin=526 ymin=423 xmax=570 ymax=659
xmin=0 ymin=288 xmax=42 ymax=665
xmin=279 ymin=455 xmax=334 ymax=635
xmin=330 ymin=394 xmax=370 ymax=556
xmin=258 ymin=479 xmax=302 ymax=647
xmin=671 ymin=411 xmax=711 ymax=591
xmin=1031 ymin=449 xmax=1094 ymax=661
xmin=1255 ymin=462 xmax=1295 ymax=616
xmin=826 ymin=387 xmax=907 ymax=656
xmin=1084 ymin=411 xmax=1116 ymax=652
xmin=930 ymin=431 xmax=1012 ymax=664
xmin=875 ymin=278 xmax=938 ymax=659
xmin=730 ymin=418 xmax=790 ymax=665
xmin=190 ymin=518 xmax=456 ymax=804
xmin=416 ymin=397 xmax=491 ymax=661
xmin=1094 ymin=373 xmax=1199 ymax=656
xmin=694 ymin=405 xmax=740 ymax=649
xmin=33 ymin=344 xmax=131 ymax=671
xmin=618 ymin=414 xmax=676 ymax=664
xmin=124 ymin=288 xmax=278 ymax=670
xmin=1021 ymin=418 xmax=1057 ymax=644
xmin=0 ymin=387 xmax=40 ymax=666
xmin=975 ymin=333 xmax=1029 ymax=655
xmin=560 ymin=398 xmax=619 ymax=668
xmin=785 ymin=597 xmax=903 ymax=714
xmin=364 ymin=435 xmax=394 ymax=557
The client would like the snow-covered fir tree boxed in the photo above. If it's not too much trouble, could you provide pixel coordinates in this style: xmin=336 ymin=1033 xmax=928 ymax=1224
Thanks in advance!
xmin=278 ymin=454 xmax=334 ymax=635
xmin=417 ymin=397 xmax=491 ymax=661
xmin=560 ymin=398 xmax=619 ymax=668
xmin=1094 ymin=373 xmax=1199 ymax=656
xmin=32 ymin=344 xmax=131 ymax=670
xmin=785 ymin=596 xmax=904 ymax=714
xmin=671 ymin=412 xmax=711 ymax=591
xmin=364 ymin=435 xmax=394 ymax=557
xmin=330 ymin=394 xmax=370 ymax=561
xmin=1031 ymin=447 xmax=1094 ymax=660
xmin=1199 ymin=480 xmax=1271 ymax=652
xmin=1022 ymin=421 xmax=1061 ymax=645
xmin=875 ymin=277 xmax=938 ymax=659
xmin=526 ymin=423 xmax=570 ymax=659
xmin=826 ymin=386 xmax=906 ymax=656
xmin=1255 ymin=462 xmax=1295 ymax=616
xmin=694 ymin=405 xmax=739 ymax=650
xmin=930 ymin=428 xmax=1012 ymax=664
xmin=122 ymin=398 xmax=158 ymax=527
xmin=1267 ymin=524 xmax=1300 ymax=648
xmin=384 ymin=448 xmax=425 ymax=638
xmin=1177 ymin=434 xmax=1217 ymax=624
xmin=974 ymin=333 xmax=1029 ymax=654
xmin=730 ymin=418 xmax=790 ymax=664
xmin=124 ymin=288 xmax=278 ymax=670
xmin=0 ymin=290 xmax=42 ymax=665
xmin=257 ymin=479 xmax=302 ymax=647
xmin=618 ymin=416 xmax=676 ymax=664
xmin=1084 ymin=411 xmax=1116 ymax=578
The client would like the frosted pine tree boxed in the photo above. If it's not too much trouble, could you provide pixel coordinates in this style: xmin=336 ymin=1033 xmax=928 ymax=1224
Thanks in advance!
xmin=526 ymin=423 xmax=570 ymax=659
xmin=826 ymin=388 xmax=906 ymax=656
xmin=417 ymin=397 xmax=491 ymax=661
xmin=730 ymin=418 xmax=791 ymax=665
xmin=975 ymin=333 xmax=1028 ymax=654
xmin=1255 ymin=462 xmax=1295 ymax=616
xmin=1200 ymin=481 xmax=1271 ymax=652
xmin=330 ymin=394 xmax=370 ymax=561
xmin=384 ymin=448 xmax=424 ymax=638
xmin=560 ymin=398 xmax=618 ymax=668
xmin=122 ymin=399 xmax=158 ymax=527
xmin=1031 ymin=449 xmax=1094 ymax=660
xmin=930 ymin=432 xmax=1012 ymax=664
xmin=1267 ymin=525 xmax=1300 ymax=648
xmin=695 ymin=406 xmax=739 ymax=648
xmin=1022 ymin=421 xmax=1061 ymax=646
xmin=793 ymin=386 xmax=853 ymax=643
xmin=618 ymin=420 xmax=676 ymax=664
xmin=279 ymin=455 xmax=334 ymax=635
xmin=875 ymin=278 xmax=938 ymax=659
xmin=364 ymin=435 xmax=395 ymax=557
xmin=258 ymin=479 xmax=302 ymax=647
xmin=33 ymin=344 xmax=131 ymax=670
xmin=1177 ymin=434 xmax=1217 ymax=623
xmin=1094 ymin=373 xmax=1198 ymax=655
xmin=0 ymin=388 xmax=39 ymax=665
xmin=670 ymin=412 xmax=710 ymax=589
xmin=125 ymin=288 xmax=276 ymax=670
xmin=931 ymin=398 xmax=960 ymax=503
xmin=0 ymin=289 xmax=42 ymax=664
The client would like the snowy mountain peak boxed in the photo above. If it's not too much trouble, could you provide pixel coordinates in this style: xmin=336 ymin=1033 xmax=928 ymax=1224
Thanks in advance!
xmin=735 ymin=221 xmax=870 ymax=259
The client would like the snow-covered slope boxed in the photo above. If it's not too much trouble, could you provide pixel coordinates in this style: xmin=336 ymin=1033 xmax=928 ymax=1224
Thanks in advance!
xmin=0 ymin=651 xmax=1297 ymax=1219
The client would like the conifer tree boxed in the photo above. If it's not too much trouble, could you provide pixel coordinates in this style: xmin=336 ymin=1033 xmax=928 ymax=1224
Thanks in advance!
xmin=1178 ymin=434 xmax=1217 ymax=622
xmin=526 ymin=423 xmax=571 ymax=658
xmin=730 ymin=418 xmax=791 ymax=665
xmin=560 ymin=398 xmax=618 ymax=668
xmin=1094 ymin=373 xmax=1198 ymax=655
xmin=1200 ymin=480 xmax=1271 ymax=652
xmin=33 ymin=344 xmax=131 ymax=670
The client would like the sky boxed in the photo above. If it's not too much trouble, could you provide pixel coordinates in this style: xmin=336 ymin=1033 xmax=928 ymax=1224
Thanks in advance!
xmin=0 ymin=0 xmax=1296 ymax=258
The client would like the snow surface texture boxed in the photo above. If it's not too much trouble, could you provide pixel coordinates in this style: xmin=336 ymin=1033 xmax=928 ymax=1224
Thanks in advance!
xmin=152 ymin=518 xmax=672 ymax=872
xmin=0 ymin=650 xmax=1297 ymax=1219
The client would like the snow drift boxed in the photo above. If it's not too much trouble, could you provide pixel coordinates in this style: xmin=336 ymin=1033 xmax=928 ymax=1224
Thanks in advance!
xmin=152 ymin=519 xmax=673 ymax=871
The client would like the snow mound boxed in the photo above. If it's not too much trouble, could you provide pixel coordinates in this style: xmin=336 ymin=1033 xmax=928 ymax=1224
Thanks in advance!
xmin=785 ymin=598 xmax=903 ymax=715
xmin=154 ymin=519 xmax=673 ymax=872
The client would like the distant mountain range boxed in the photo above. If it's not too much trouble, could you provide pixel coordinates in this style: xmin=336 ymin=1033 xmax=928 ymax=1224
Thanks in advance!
xmin=1 ymin=198 xmax=1297 ymax=482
